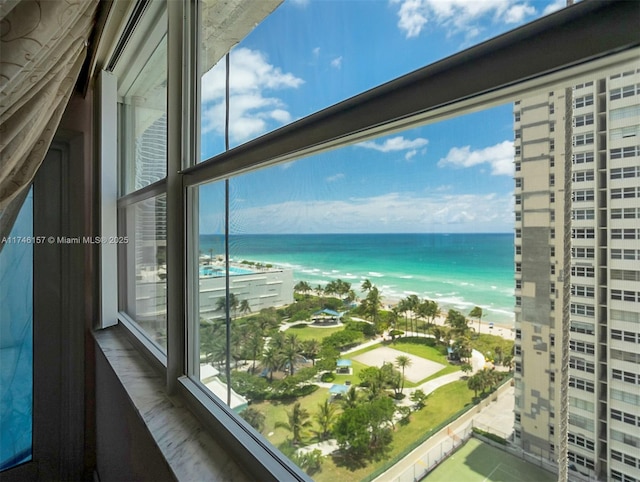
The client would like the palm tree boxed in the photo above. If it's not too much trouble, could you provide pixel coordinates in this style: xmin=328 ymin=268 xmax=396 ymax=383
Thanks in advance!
xmin=239 ymin=299 xmax=251 ymax=317
xmin=341 ymin=386 xmax=360 ymax=409
xmin=469 ymin=306 xmax=483 ymax=336
xmin=314 ymin=399 xmax=337 ymax=441
xmin=365 ymin=286 xmax=382 ymax=325
xmin=294 ymin=280 xmax=312 ymax=295
xmin=240 ymin=407 xmax=265 ymax=433
xmin=395 ymin=355 xmax=412 ymax=395
xmin=262 ymin=347 xmax=280 ymax=381
xmin=301 ymin=339 xmax=320 ymax=366
xmin=467 ymin=374 xmax=483 ymax=398
xmin=361 ymin=278 xmax=372 ymax=293
xmin=275 ymin=402 xmax=312 ymax=445
xmin=406 ymin=294 xmax=420 ymax=335
xmin=216 ymin=293 xmax=239 ymax=319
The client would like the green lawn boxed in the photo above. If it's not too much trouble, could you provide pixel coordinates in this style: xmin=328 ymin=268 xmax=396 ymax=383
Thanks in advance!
xmin=285 ymin=324 xmax=345 ymax=342
xmin=470 ymin=334 xmax=514 ymax=364
xmin=313 ymin=380 xmax=476 ymax=482
xmin=423 ymin=437 xmax=555 ymax=482
xmin=252 ymin=387 xmax=333 ymax=447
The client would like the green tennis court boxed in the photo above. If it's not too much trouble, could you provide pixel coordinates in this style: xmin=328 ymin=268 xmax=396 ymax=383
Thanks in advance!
xmin=423 ymin=437 xmax=556 ymax=482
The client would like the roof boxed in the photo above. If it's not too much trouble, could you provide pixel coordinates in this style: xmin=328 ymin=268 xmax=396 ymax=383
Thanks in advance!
xmin=313 ymin=309 xmax=341 ymax=316
xmin=329 ymin=384 xmax=349 ymax=394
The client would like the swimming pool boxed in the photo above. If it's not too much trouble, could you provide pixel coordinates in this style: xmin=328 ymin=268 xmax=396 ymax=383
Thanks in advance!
xmin=199 ymin=265 xmax=254 ymax=277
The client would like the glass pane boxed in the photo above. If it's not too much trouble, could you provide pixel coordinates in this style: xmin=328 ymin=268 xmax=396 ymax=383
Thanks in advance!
xmin=121 ymin=194 xmax=167 ymax=350
xmin=0 ymin=189 xmax=33 ymax=470
xmin=193 ymin=104 xmax=518 ymax=478
xmin=199 ymin=0 xmax=569 ymax=155
xmin=118 ymin=31 xmax=167 ymax=194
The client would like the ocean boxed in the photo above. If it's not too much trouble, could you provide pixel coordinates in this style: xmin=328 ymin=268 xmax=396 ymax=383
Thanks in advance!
xmin=199 ymin=233 xmax=515 ymax=324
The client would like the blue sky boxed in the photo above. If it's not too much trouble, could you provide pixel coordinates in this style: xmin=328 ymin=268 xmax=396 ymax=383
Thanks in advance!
xmin=199 ymin=0 xmax=569 ymax=234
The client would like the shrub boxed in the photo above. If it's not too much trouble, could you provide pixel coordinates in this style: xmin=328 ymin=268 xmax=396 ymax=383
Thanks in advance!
xmin=472 ymin=427 xmax=508 ymax=445
xmin=321 ymin=372 xmax=335 ymax=382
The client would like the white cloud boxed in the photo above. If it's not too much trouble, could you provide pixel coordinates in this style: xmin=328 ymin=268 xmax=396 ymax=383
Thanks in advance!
xmin=357 ymin=136 xmax=428 ymax=153
xmin=326 ymin=173 xmax=345 ymax=182
xmin=201 ymin=48 xmax=304 ymax=143
xmin=405 ymin=149 xmax=417 ymax=161
xmin=312 ymin=47 xmax=321 ymax=57
xmin=542 ymin=0 xmax=566 ymax=15
xmin=438 ymin=140 xmax=514 ymax=176
xmin=504 ymin=3 xmax=536 ymax=23
xmin=214 ymin=191 xmax=514 ymax=233
xmin=391 ymin=0 xmax=537 ymax=39
xmin=331 ymin=56 xmax=343 ymax=69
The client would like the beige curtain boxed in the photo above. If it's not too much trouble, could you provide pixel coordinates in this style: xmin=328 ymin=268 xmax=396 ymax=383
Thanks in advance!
xmin=0 ymin=0 xmax=98 ymax=235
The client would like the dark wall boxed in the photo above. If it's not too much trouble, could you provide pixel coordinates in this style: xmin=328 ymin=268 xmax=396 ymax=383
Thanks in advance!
xmin=95 ymin=348 xmax=174 ymax=482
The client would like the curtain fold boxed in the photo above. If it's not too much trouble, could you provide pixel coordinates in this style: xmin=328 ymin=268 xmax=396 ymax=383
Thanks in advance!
xmin=0 ymin=0 xmax=98 ymax=244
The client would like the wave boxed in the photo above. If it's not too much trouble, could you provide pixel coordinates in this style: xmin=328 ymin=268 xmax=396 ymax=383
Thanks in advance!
xmin=368 ymin=271 xmax=384 ymax=278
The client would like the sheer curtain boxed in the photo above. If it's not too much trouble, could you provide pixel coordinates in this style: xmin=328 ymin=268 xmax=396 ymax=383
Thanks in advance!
xmin=0 ymin=0 xmax=98 ymax=246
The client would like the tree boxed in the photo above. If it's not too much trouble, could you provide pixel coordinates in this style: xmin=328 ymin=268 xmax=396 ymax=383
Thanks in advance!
xmin=452 ymin=335 xmax=472 ymax=362
xmin=494 ymin=345 xmax=504 ymax=365
xmin=333 ymin=397 xmax=395 ymax=460
xmin=410 ymin=389 xmax=428 ymax=410
xmin=446 ymin=309 xmax=469 ymax=335
xmin=275 ymin=402 xmax=312 ymax=445
xmin=239 ymin=407 xmax=265 ymax=433
xmin=467 ymin=373 xmax=484 ymax=398
xmin=361 ymin=278 xmax=372 ymax=294
xmin=341 ymin=386 xmax=360 ymax=410
xmin=314 ymin=399 xmax=337 ymax=441
xmin=461 ymin=363 xmax=473 ymax=377
xmin=301 ymin=339 xmax=321 ymax=366
xmin=216 ymin=292 xmax=239 ymax=319
xmin=364 ymin=286 xmax=382 ymax=325
xmin=239 ymin=299 xmax=251 ymax=316
xmin=294 ymin=280 xmax=312 ymax=295
xmin=469 ymin=306 xmax=483 ymax=335
xmin=262 ymin=346 xmax=281 ymax=381
xmin=395 ymin=355 xmax=412 ymax=395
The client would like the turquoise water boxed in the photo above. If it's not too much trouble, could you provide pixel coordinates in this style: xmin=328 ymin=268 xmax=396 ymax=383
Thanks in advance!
xmin=199 ymin=233 xmax=515 ymax=324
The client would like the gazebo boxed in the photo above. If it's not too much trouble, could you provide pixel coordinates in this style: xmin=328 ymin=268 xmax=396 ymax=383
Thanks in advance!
xmin=329 ymin=384 xmax=349 ymax=401
xmin=336 ymin=358 xmax=352 ymax=374
xmin=312 ymin=309 xmax=341 ymax=324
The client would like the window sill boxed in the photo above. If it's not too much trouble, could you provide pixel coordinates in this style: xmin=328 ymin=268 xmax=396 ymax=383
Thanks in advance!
xmin=93 ymin=325 xmax=253 ymax=482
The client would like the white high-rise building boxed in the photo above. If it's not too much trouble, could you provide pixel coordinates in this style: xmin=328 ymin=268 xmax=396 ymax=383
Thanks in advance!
xmin=514 ymin=61 xmax=640 ymax=482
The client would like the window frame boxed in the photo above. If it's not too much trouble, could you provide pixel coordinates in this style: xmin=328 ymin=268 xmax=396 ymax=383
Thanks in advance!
xmin=97 ymin=0 xmax=640 ymax=479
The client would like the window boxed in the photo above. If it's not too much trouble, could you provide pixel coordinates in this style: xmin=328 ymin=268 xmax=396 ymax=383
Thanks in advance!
xmin=115 ymin=5 xmax=168 ymax=350
xmin=98 ymin=2 xmax=640 ymax=478
xmin=572 ymin=247 xmax=595 ymax=258
xmin=571 ymin=285 xmax=595 ymax=298
xmin=573 ymin=151 xmax=594 ymax=164
xmin=572 ymin=228 xmax=595 ymax=239
xmin=573 ymin=113 xmax=594 ymax=127
xmin=572 ymin=209 xmax=594 ymax=220
xmin=573 ymin=132 xmax=594 ymax=146
xmin=611 ymin=249 xmax=640 ymax=260
xmin=568 ymin=433 xmax=595 ymax=451
xmin=515 ymin=178 xmax=522 ymax=188
xmin=569 ymin=376 xmax=595 ymax=393
xmin=571 ymin=266 xmax=595 ymax=278
xmin=611 ymin=270 xmax=640 ymax=282
xmin=571 ymin=303 xmax=595 ymax=317
xmin=570 ymin=357 xmax=595 ymax=373
xmin=611 ymin=208 xmax=640 ymax=219
xmin=573 ymin=189 xmax=594 ymax=202
xmin=611 ymin=105 xmax=640 ymax=121
xmin=610 ymin=84 xmax=640 ymax=100
xmin=611 ymin=166 xmax=640 ymax=179
xmin=611 ymin=124 xmax=640 ymax=140
xmin=612 ymin=229 xmax=640 ymax=240
xmin=574 ymin=94 xmax=594 ymax=108
xmin=611 ymin=146 xmax=640 ymax=159
xmin=573 ymin=170 xmax=595 ymax=183
xmin=570 ymin=340 xmax=595 ymax=355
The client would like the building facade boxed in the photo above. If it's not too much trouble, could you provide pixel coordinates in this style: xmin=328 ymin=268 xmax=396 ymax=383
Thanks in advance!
xmin=514 ymin=61 xmax=640 ymax=482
